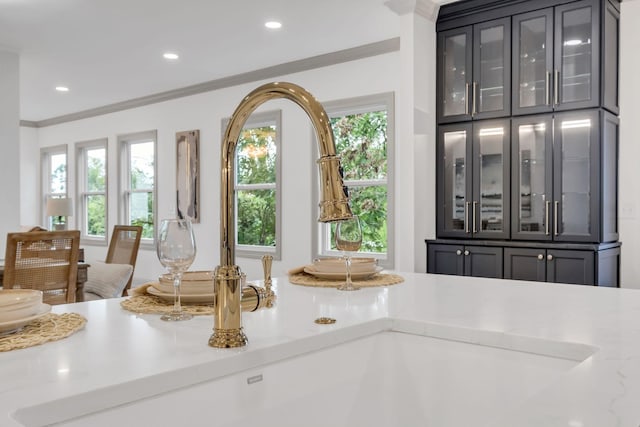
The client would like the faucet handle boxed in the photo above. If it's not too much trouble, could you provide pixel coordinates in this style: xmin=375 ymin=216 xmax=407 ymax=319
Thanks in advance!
xmin=262 ymin=255 xmax=272 ymax=283
xmin=261 ymin=255 xmax=275 ymax=308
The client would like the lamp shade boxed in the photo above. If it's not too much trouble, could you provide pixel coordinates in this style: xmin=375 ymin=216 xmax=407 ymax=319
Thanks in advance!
xmin=46 ymin=197 xmax=73 ymax=217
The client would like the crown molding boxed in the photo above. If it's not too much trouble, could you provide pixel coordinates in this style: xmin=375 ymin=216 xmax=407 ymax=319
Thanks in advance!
xmin=384 ymin=0 xmax=440 ymax=21
xmin=20 ymin=120 xmax=37 ymax=128
xmin=27 ymin=38 xmax=400 ymax=128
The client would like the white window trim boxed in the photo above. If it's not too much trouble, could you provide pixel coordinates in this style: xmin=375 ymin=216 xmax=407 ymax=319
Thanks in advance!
xmin=118 ymin=130 xmax=158 ymax=249
xmin=40 ymin=145 xmax=69 ymax=228
xmin=75 ymin=138 xmax=109 ymax=245
xmin=222 ymin=110 xmax=282 ymax=260
xmin=312 ymin=92 xmax=395 ymax=269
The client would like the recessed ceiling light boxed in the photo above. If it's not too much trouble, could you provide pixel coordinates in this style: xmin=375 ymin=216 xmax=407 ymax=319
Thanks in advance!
xmin=163 ymin=52 xmax=179 ymax=60
xmin=265 ymin=21 xmax=282 ymax=29
xmin=55 ymin=86 xmax=69 ymax=92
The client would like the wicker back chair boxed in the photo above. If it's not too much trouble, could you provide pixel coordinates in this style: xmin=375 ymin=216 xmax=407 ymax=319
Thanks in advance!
xmin=106 ymin=225 xmax=142 ymax=296
xmin=3 ymin=230 xmax=81 ymax=305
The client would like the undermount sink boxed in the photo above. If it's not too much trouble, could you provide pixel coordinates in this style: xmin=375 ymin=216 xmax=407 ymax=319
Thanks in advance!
xmin=39 ymin=324 xmax=596 ymax=427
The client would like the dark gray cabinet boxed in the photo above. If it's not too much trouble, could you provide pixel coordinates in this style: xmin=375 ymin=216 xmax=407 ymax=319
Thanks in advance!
xmin=511 ymin=0 xmax=619 ymax=116
xmin=432 ymin=0 xmax=620 ymax=287
xmin=427 ymin=243 xmax=503 ymax=278
xmin=426 ymin=240 xmax=620 ymax=286
xmin=436 ymin=119 xmax=510 ymax=239
xmin=437 ymin=17 xmax=511 ymax=123
xmin=511 ymin=109 xmax=618 ymax=243
xmin=504 ymin=247 xmax=594 ymax=284
xmin=504 ymin=245 xmax=620 ymax=286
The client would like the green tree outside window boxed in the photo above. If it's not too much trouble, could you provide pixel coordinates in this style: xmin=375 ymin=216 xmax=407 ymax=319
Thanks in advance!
xmin=331 ymin=111 xmax=388 ymax=253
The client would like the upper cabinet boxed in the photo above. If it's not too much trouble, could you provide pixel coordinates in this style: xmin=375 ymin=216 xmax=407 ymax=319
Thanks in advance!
xmin=511 ymin=109 xmax=619 ymax=243
xmin=436 ymin=119 xmax=510 ymax=239
xmin=512 ymin=0 xmax=605 ymax=115
xmin=437 ymin=18 xmax=511 ymax=123
xmin=437 ymin=0 xmax=620 ymax=124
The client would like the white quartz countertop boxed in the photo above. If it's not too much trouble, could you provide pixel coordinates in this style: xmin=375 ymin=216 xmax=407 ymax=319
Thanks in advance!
xmin=1 ymin=272 xmax=640 ymax=426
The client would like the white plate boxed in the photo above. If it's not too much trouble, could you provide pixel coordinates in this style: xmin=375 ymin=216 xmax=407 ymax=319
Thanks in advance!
xmin=0 ymin=301 xmax=45 ymax=323
xmin=154 ymin=281 xmax=213 ymax=295
xmin=0 ymin=289 xmax=42 ymax=309
xmin=158 ymin=271 xmax=214 ymax=294
xmin=147 ymin=286 xmax=215 ymax=305
xmin=303 ymin=266 xmax=383 ymax=280
xmin=312 ymin=257 xmax=377 ymax=274
xmin=0 ymin=303 xmax=51 ymax=336
xmin=159 ymin=270 xmax=214 ymax=283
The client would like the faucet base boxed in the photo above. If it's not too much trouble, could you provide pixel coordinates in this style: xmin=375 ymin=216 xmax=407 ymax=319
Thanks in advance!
xmin=208 ymin=327 xmax=248 ymax=348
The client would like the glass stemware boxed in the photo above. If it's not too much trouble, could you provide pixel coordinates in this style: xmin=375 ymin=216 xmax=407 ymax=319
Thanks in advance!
xmin=335 ymin=215 xmax=362 ymax=291
xmin=156 ymin=218 xmax=196 ymax=321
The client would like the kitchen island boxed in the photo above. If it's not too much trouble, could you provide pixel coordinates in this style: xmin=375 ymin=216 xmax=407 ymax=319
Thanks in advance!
xmin=1 ymin=272 xmax=639 ymax=426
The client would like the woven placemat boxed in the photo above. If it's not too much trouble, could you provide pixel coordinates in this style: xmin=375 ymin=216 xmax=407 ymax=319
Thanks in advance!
xmin=120 ymin=295 xmax=215 ymax=316
xmin=289 ymin=272 xmax=404 ymax=288
xmin=0 ymin=313 xmax=86 ymax=352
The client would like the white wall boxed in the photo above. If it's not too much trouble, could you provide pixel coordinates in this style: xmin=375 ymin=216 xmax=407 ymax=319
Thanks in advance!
xmin=29 ymin=52 xmax=404 ymax=283
xmin=619 ymin=0 xmax=640 ymax=288
xmin=0 ymin=51 xmax=21 ymax=252
xmin=20 ymin=126 xmax=39 ymax=227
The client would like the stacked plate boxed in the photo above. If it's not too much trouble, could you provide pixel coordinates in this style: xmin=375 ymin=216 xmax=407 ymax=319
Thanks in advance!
xmin=147 ymin=271 xmax=215 ymax=304
xmin=0 ymin=289 xmax=51 ymax=335
xmin=304 ymin=257 xmax=382 ymax=280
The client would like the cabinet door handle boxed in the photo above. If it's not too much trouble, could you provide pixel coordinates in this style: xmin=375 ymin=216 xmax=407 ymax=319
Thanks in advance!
xmin=472 ymin=81 xmax=478 ymax=116
xmin=545 ymin=200 xmax=551 ymax=235
xmin=465 ymin=202 xmax=471 ymax=233
xmin=472 ymin=201 xmax=478 ymax=233
xmin=456 ymin=249 xmax=462 ymax=256
xmin=545 ymin=71 xmax=551 ymax=105
xmin=465 ymin=83 xmax=470 ymax=115
xmin=464 ymin=250 xmax=470 ymax=256
xmin=553 ymin=69 xmax=560 ymax=106
xmin=537 ymin=254 xmax=544 ymax=260
xmin=547 ymin=254 xmax=553 ymax=261
xmin=554 ymin=201 xmax=559 ymax=236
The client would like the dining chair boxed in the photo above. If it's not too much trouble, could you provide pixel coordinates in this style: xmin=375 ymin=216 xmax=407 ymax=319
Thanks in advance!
xmin=3 ymin=230 xmax=81 ymax=305
xmin=105 ymin=225 xmax=143 ymax=296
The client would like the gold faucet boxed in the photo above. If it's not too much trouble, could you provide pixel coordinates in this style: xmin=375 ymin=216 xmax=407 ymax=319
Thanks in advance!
xmin=209 ymin=82 xmax=353 ymax=348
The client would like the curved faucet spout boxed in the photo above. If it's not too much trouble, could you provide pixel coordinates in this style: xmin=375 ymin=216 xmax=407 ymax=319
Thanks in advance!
xmin=210 ymin=82 xmax=352 ymax=348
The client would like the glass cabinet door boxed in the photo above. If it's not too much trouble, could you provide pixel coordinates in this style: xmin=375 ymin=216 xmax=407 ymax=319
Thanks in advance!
xmin=437 ymin=27 xmax=473 ymax=123
xmin=437 ymin=123 xmax=472 ymax=237
xmin=554 ymin=0 xmax=599 ymax=110
xmin=511 ymin=116 xmax=553 ymax=240
xmin=473 ymin=18 xmax=510 ymax=119
xmin=472 ymin=119 xmax=510 ymax=239
xmin=512 ymin=9 xmax=553 ymax=115
xmin=553 ymin=110 xmax=599 ymax=242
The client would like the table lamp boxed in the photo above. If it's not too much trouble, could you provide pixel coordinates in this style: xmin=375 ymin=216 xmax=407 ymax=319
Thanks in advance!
xmin=46 ymin=197 xmax=73 ymax=230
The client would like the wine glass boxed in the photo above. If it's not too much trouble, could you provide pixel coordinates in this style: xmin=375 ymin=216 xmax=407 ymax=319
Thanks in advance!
xmin=156 ymin=218 xmax=196 ymax=321
xmin=335 ymin=215 xmax=362 ymax=291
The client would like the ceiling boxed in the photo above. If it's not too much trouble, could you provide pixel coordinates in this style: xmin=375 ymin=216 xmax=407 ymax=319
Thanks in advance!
xmin=0 ymin=0 xmax=408 ymax=123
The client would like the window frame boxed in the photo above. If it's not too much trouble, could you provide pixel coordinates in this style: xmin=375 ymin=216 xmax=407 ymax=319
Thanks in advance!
xmin=118 ymin=130 xmax=158 ymax=249
xmin=75 ymin=138 xmax=109 ymax=245
xmin=223 ymin=110 xmax=282 ymax=260
xmin=40 ymin=145 xmax=69 ymax=229
xmin=312 ymin=92 xmax=395 ymax=269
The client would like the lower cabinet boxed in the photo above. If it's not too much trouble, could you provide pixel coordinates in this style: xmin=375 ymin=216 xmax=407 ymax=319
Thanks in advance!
xmin=427 ymin=244 xmax=503 ymax=278
xmin=426 ymin=240 xmax=620 ymax=286
xmin=504 ymin=247 xmax=594 ymax=285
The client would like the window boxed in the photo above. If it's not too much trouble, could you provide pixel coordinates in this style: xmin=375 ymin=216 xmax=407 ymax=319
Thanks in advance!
xmin=76 ymin=139 xmax=108 ymax=242
xmin=41 ymin=145 xmax=68 ymax=229
xmin=315 ymin=93 xmax=395 ymax=268
xmin=119 ymin=131 xmax=157 ymax=243
xmin=226 ymin=111 xmax=281 ymax=259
